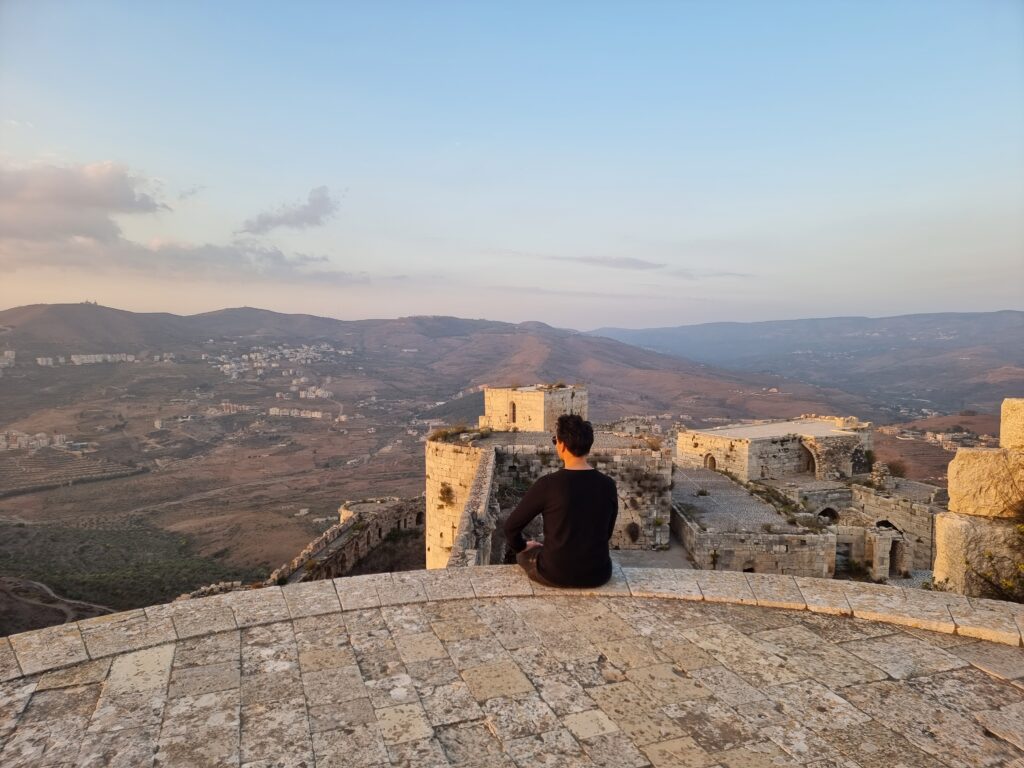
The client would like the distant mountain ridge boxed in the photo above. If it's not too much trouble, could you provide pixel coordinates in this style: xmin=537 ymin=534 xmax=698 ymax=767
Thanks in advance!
xmin=589 ymin=311 xmax=1024 ymax=412
xmin=0 ymin=303 xmax=877 ymax=422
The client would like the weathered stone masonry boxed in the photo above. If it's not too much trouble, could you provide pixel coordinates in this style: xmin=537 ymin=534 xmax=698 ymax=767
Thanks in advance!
xmin=934 ymin=397 xmax=1024 ymax=596
xmin=478 ymin=384 xmax=588 ymax=432
xmin=424 ymin=441 xmax=493 ymax=569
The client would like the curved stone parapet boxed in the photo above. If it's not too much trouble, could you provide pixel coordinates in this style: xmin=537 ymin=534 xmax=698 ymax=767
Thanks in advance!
xmin=1 ymin=567 xmax=1023 ymax=767
xmin=2 ymin=568 xmax=1021 ymax=684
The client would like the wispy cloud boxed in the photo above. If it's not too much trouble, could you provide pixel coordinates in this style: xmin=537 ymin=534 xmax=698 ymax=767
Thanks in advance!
xmin=667 ymin=267 xmax=753 ymax=279
xmin=239 ymin=186 xmax=339 ymax=235
xmin=0 ymin=161 xmax=168 ymax=242
xmin=2 ymin=119 xmax=34 ymax=129
xmin=542 ymin=255 xmax=665 ymax=270
xmin=487 ymin=284 xmax=666 ymax=300
xmin=0 ymin=161 xmax=366 ymax=286
xmin=177 ymin=184 xmax=206 ymax=200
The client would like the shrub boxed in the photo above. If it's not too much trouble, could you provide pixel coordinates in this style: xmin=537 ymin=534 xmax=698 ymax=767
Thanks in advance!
xmin=887 ymin=460 xmax=908 ymax=478
xmin=696 ymin=488 xmax=709 ymax=497
xmin=438 ymin=482 xmax=455 ymax=506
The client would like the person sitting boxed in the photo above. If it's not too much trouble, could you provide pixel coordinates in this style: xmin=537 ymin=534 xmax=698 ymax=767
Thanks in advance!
xmin=504 ymin=414 xmax=618 ymax=588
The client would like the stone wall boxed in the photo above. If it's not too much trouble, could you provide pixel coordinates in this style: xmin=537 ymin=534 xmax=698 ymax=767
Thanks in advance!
xmin=677 ymin=424 xmax=871 ymax=482
xmin=846 ymin=485 xmax=939 ymax=571
xmin=835 ymin=525 xmax=911 ymax=580
xmin=281 ymin=497 xmax=425 ymax=583
xmin=491 ymin=443 xmax=674 ymax=551
xmin=447 ymin=449 xmax=497 ymax=568
xmin=803 ymin=435 xmax=866 ymax=479
xmin=672 ymin=509 xmax=836 ymax=577
xmin=934 ymin=397 xmax=1024 ymax=597
xmin=675 ymin=432 xmax=753 ymax=479
xmin=425 ymin=441 xmax=491 ymax=569
xmin=478 ymin=386 xmax=588 ymax=432
xmin=747 ymin=436 xmax=818 ymax=479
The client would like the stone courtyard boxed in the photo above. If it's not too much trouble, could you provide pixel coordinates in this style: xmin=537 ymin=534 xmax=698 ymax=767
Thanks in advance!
xmin=673 ymin=468 xmax=782 ymax=532
xmin=2 ymin=567 xmax=1023 ymax=767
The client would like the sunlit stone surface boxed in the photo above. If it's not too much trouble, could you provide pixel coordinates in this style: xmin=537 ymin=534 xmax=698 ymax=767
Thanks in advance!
xmin=0 ymin=566 xmax=1022 ymax=767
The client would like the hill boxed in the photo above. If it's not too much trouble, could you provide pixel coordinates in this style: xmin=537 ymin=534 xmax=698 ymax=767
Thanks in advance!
xmin=590 ymin=311 xmax=1024 ymax=413
xmin=0 ymin=303 xmax=876 ymax=422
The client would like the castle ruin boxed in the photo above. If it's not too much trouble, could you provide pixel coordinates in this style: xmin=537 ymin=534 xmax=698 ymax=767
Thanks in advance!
xmin=477 ymin=383 xmax=588 ymax=431
xmin=675 ymin=415 xmax=873 ymax=481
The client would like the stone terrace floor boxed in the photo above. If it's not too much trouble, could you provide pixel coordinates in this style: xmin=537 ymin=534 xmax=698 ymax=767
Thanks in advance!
xmin=673 ymin=467 xmax=785 ymax=532
xmin=1 ymin=567 xmax=1023 ymax=767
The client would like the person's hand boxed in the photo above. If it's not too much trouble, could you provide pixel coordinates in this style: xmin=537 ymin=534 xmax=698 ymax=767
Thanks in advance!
xmin=523 ymin=540 xmax=541 ymax=551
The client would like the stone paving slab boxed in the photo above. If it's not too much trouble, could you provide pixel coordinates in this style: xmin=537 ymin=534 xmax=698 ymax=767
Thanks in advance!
xmin=1 ymin=567 xmax=1023 ymax=767
xmin=0 ymin=638 xmax=21 ymax=682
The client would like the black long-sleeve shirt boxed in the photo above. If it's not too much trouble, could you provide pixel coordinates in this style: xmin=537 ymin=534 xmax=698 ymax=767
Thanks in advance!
xmin=504 ymin=468 xmax=618 ymax=587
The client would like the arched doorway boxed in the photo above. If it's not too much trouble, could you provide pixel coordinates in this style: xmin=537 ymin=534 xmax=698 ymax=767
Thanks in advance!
xmin=798 ymin=445 xmax=816 ymax=475
xmin=703 ymin=454 xmax=717 ymax=470
xmin=818 ymin=507 xmax=838 ymax=523
xmin=889 ymin=539 xmax=907 ymax=577
xmin=510 ymin=401 xmax=517 ymax=424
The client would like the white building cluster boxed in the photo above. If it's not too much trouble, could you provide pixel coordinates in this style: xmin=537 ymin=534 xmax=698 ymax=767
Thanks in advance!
xmin=299 ymin=387 xmax=334 ymax=400
xmin=268 ymin=407 xmax=330 ymax=420
xmin=0 ymin=351 xmax=15 ymax=368
xmin=1 ymin=430 xmax=67 ymax=451
xmin=70 ymin=353 xmax=135 ymax=365
xmin=206 ymin=343 xmax=353 ymax=380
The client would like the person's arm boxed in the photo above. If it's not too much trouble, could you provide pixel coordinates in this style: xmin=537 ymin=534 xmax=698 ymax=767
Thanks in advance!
xmin=607 ymin=479 xmax=619 ymax=541
xmin=504 ymin=477 xmax=547 ymax=553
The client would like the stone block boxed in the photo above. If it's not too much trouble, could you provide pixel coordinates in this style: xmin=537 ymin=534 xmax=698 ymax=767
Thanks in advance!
xmin=283 ymin=580 xmax=342 ymax=618
xmin=10 ymin=622 xmax=89 ymax=675
xmin=222 ymin=587 xmax=291 ymax=628
xmin=947 ymin=448 xmax=1024 ymax=517
xmin=745 ymin=574 xmax=806 ymax=610
xmin=0 ymin=637 xmax=22 ymax=681
xmin=933 ymin=511 xmax=1024 ymax=597
xmin=1001 ymin=398 xmax=1024 ymax=450
xmin=949 ymin=604 xmax=1023 ymax=647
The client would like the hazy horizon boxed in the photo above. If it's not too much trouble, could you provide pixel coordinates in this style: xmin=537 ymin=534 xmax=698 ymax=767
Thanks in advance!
xmin=2 ymin=1 xmax=1022 ymax=327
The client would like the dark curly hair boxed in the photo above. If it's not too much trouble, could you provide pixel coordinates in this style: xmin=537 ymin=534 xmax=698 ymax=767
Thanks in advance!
xmin=556 ymin=414 xmax=594 ymax=457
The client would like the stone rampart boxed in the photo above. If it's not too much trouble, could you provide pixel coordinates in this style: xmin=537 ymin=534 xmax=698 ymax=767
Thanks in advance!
xmin=4 ymin=567 xmax=1020 ymax=691
xmin=672 ymin=508 xmax=836 ymax=577
xmin=270 ymin=497 xmax=424 ymax=584
xmin=425 ymin=441 xmax=494 ymax=568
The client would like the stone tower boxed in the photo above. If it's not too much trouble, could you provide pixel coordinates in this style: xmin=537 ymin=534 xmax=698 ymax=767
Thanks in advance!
xmin=933 ymin=398 xmax=1024 ymax=596
xmin=477 ymin=384 xmax=588 ymax=432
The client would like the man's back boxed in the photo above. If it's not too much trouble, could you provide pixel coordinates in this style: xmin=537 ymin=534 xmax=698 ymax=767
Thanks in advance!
xmin=504 ymin=468 xmax=618 ymax=587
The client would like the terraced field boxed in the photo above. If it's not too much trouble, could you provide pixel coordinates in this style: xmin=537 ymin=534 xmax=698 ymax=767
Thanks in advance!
xmin=0 ymin=448 xmax=144 ymax=498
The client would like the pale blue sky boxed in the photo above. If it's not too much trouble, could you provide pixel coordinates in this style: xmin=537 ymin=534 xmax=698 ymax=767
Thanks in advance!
xmin=1 ymin=0 xmax=1022 ymax=328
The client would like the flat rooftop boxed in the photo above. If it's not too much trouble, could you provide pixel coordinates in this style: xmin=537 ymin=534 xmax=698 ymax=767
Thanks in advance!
xmin=2 ymin=567 xmax=1022 ymax=767
xmin=475 ymin=430 xmax=653 ymax=451
xmin=693 ymin=418 xmax=861 ymax=440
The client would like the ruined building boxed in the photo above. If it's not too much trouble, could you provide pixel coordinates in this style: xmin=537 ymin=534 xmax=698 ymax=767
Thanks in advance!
xmin=676 ymin=415 xmax=873 ymax=481
xmin=477 ymin=384 xmax=588 ymax=431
